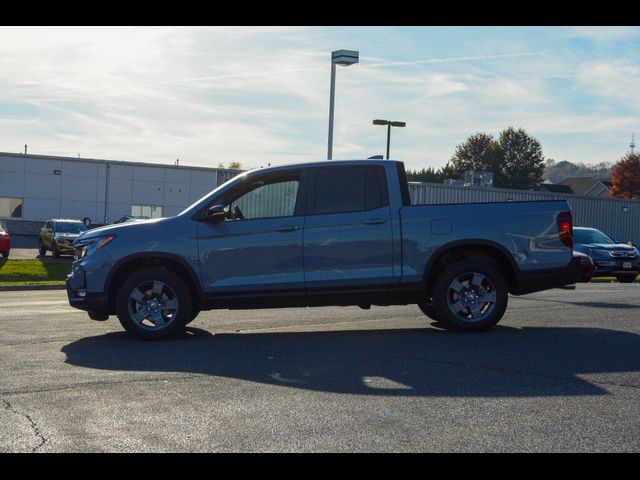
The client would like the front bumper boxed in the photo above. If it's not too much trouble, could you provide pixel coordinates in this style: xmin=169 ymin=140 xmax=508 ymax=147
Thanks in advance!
xmin=66 ymin=274 xmax=109 ymax=317
xmin=66 ymin=252 xmax=113 ymax=319
xmin=55 ymin=240 xmax=75 ymax=253
xmin=591 ymin=258 xmax=639 ymax=277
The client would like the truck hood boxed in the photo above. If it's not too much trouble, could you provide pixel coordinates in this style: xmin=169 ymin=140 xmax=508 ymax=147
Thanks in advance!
xmin=75 ymin=217 xmax=166 ymax=242
xmin=585 ymin=243 xmax=635 ymax=252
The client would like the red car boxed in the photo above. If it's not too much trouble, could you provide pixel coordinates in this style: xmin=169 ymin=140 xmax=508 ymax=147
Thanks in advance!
xmin=0 ymin=225 xmax=10 ymax=259
xmin=575 ymin=251 xmax=594 ymax=282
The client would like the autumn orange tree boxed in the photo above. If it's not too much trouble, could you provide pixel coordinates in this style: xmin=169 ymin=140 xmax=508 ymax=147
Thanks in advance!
xmin=610 ymin=153 xmax=640 ymax=199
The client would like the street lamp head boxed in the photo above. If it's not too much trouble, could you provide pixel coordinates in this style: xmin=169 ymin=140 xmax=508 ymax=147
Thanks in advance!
xmin=372 ymin=118 xmax=406 ymax=160
xmin=332 ymin=49 xmax=359 ymax=66
xmin=373 ymin=119 xmax=406 ymax=127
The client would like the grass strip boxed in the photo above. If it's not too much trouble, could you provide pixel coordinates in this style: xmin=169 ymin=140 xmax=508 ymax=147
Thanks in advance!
xmin=0 ymin=258 xmax=72 ymax=283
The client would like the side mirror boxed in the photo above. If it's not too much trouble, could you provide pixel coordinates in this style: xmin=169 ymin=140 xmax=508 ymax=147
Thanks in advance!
xmin=204 ymin=205 xmax=226 ymax=223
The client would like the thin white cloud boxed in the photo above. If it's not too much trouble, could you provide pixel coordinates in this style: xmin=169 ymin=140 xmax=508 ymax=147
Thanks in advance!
xmin=576 ymin=60 xmax=640 ymax=108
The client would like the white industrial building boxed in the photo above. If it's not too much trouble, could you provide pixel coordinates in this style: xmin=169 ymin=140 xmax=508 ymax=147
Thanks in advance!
xmin=0 ymin=152 xmax=241 ymax=225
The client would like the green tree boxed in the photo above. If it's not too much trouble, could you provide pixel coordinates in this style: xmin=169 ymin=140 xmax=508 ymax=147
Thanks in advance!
xmin=449 ymin=133 xmax=501 ymax=179
xmin=611 ymin=153 xmax=640 ymax=199
xmin=406 ymin=166 xmax=446 ymax=183
xmin=217 ymin=161 xmax=243 ymax=169
xmin=496 ymin=127 xmax=545 ymax=189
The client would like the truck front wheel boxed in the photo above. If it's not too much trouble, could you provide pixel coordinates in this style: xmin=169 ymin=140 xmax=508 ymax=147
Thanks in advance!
xmin=431 ymin=259 xmax=508 ymax=332
xmin=116 ymin=267 xmax=192 ymax=340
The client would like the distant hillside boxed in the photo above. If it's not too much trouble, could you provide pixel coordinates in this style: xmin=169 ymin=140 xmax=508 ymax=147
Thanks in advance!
xmin=544 ymin=160 xmax=612 ymax=184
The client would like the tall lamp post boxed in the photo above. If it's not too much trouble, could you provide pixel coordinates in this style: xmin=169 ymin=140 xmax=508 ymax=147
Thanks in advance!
xmin=373 ymin=119 xmax=406 ymax=159
xmin=327 ymin=49 xmax=359 ymax=160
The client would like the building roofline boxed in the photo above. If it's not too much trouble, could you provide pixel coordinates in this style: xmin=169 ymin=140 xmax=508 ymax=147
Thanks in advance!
xmin=408 ymin=181 xmax=640 ymax=204
xmin=0 ymin=151 xmax=242 ymax=174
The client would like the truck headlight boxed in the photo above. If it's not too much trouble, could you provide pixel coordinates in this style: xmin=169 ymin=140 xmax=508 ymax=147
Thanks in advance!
xmin=74 ymin=235 xmax=116 ymax=259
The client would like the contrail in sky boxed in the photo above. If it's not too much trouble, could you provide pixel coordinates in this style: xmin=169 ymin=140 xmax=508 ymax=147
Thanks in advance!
xmin=360 ymin=51 xmax=546 ymax=68
xmin=170 ymin=51 xmax=546 ymax=84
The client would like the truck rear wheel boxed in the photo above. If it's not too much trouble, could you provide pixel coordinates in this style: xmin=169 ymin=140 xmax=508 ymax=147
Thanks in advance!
xmin=417 ymin=302 xmax=439 ymax=321
xmin=116 ymin=267 xmax=192 ymax=340
xmin=431 ymin=259 xmax=508 ymax=332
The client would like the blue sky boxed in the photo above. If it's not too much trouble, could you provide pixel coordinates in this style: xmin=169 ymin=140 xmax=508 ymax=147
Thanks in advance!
xmin=0 ymin=26 xmax=638 ymax=171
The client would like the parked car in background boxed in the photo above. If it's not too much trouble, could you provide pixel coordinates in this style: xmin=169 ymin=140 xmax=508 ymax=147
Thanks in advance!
xmin=573 ymin=227 xmax=639 ymax=283
xmin=0 ymin=225 xmax=10 ymax=259
xmin=574 ymin=251 xmax=594 ymax=283
xmin=114 ymin=215 xmax=150 ymax=224
xmin=39 ymin=219 xmax=87 ymax=258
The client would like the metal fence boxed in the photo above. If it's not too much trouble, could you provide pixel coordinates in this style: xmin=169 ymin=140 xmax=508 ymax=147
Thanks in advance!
xmin=408 ymin=182 xmax=640 ymax=245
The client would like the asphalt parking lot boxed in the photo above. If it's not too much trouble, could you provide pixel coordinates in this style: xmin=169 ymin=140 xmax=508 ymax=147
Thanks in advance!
xmin=1 ymin=283 xmax=639 ymax=452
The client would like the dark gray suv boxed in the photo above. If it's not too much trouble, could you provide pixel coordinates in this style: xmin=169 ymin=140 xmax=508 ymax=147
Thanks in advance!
xmin=573 ymin=227 xmax=639 ymax=283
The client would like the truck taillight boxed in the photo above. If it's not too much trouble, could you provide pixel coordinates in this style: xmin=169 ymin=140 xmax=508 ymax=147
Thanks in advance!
xmin=557 ymin=211 xmax=573 ymax=248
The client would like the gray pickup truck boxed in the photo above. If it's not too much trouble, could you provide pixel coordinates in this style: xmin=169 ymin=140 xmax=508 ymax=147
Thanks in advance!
xmin=67 ymin=160 xmax=581 ymax=339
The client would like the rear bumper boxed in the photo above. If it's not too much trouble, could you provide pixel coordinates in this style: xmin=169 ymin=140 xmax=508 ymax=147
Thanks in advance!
xmin=512 ymin=256 xmax=583 ymax=295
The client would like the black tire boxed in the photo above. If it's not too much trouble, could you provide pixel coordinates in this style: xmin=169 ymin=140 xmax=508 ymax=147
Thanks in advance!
xmin=116 ymin=267 xmax=192 ymax=340
xmin=616 ymin=274 xmax=637 ymax=284
xmin=38 ymin=240 xmax=46 ymax=256
xmin=1 ymin=251 xmax=8 ymax=259
xmin=417 ymin=302 xmax=439 ymax=321
xmin=431 ymin=258 xmax=508 ymax=332
xmin=186 ymin=309 xmax=200 ymax=325
xmin=51 ymin=242 xmax=60 ymax=258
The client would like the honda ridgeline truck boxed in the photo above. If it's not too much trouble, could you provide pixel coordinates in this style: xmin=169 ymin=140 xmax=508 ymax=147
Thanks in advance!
xmin=67 ymin=160 xmax=582 ymax=339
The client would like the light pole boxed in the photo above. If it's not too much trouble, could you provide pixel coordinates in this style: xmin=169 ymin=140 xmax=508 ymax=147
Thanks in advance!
xmin=373 ymin=119 xmax=406 ymax=159
xmin=327 ymin=49 xmax=359 ymax=160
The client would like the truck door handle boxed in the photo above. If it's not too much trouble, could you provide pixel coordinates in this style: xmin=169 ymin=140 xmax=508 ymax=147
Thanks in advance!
xmin=363 ymin=218 xmax=387 ymax=225
xmin=275 ymin=226 xmax=299 ymax=232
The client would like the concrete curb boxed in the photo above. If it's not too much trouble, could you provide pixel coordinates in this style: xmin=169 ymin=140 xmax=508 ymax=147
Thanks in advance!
xmin=0 ymin=284 xmax=66 ymax=292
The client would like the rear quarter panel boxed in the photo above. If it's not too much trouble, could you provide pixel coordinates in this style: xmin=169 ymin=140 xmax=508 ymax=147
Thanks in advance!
xmin=400 ymin=200 xmax=572 ymax=284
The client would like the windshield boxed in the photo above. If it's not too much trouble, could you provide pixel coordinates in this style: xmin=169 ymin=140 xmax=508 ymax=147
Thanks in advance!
xmin=56 ymin=222 xmax=87 ymax=234
xmin=574 ymin=229 xmax=615 ymax=245
xmin=178 ymin=170 xmax=248 ymax=217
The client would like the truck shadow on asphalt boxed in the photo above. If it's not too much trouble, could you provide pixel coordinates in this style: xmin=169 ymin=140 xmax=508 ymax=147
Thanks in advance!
xmin=517 ymin=296 xmax=639 ymax=309
xmin=61 ymin=324 xmax=640 ymax=398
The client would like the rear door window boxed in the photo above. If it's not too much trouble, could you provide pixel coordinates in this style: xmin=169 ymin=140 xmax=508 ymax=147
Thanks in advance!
xmin=310 ymin=166 xmax=388 ymax=215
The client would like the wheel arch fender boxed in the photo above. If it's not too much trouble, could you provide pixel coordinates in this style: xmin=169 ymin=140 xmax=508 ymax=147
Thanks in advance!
xmin=423 ymin=239 xmax=520 ymax=296
xmin=105 ymin=252 xmax=205 ymax=314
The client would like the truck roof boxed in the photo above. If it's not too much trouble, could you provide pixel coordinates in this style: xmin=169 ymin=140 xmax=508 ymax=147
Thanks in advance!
xmin=240 ymin=159 xmax=403 ymax=176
